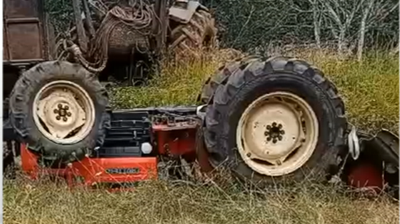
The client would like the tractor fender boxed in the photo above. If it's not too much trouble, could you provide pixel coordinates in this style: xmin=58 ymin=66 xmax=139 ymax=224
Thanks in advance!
xmin=168 ymin=0 xmax=209 ymax=24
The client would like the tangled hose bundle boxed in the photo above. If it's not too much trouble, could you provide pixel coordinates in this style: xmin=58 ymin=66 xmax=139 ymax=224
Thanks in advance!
xmin=58 ymin=0 xmax=156 ymax=73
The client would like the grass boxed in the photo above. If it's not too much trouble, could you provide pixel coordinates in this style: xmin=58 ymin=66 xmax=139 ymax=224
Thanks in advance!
xmin=3 ymin=178 xmax=399 ymax=224
xmin=111 ymin=49 xmax=399 ymax=134
xmin=3 ymin=49 xmax=399 ymax=224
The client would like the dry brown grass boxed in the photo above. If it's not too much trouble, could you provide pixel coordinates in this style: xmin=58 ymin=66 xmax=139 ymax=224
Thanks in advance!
xmin=3 ymin=49 xmax=399 ymax=224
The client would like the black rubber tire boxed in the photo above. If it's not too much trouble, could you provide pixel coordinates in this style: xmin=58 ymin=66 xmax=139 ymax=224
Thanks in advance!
xmin=202 ymin=56 xmax=347 ymax=187
xmin=9 ymin=61 xmax=111 ymax=164
xmin=169 ymin=8 xmax=218 ymax=55
xmin=198 ymin=56 xmax=260 ymax=104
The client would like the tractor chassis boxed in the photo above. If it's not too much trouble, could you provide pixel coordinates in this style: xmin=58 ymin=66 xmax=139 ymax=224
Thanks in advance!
xmin=3 ymin=105 xmax=399 ymax=195
xmin=4 ymin=106 xmax=211 ymax=190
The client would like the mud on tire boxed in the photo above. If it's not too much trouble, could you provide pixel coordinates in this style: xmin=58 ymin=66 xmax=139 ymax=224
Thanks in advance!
xmin=202 ymin=56 xmax=347 ymax=187
xmin=9 ymin=61 xmax=111 ymax=164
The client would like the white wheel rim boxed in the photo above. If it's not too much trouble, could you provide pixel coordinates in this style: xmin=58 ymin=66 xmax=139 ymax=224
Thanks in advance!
xmin=236 ymin=91 xmax=319 ymax=176
xmin=32 ymin=80 xmax=95 ymax=144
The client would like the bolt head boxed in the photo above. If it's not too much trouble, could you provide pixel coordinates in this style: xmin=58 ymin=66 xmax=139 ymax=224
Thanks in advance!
xmin=58 ymin=104 xmax=63 ymax=109
xmin=53 ymin=109 xmax=59 ymax=114
xmin=272 ymin=139 xmax=277 ymax=144
xmin=278 ymin=124 xmax=282 ymax=129
xmin=64 ymin=105 xmax=69 ymax=110
xmin=56 ymin=116 xmax=61 ymax=120
xmin=67 ymin=112 xmax=72 ymax=117
xmin=272 ymin=122 xmax=277 ymax=127
xmin=63 ymin=117 xmax=68 ymax=122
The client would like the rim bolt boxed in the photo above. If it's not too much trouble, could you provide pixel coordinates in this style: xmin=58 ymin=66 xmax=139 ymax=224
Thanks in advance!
xmin=63 ymin=117 xmax=68 ymax=122
xmin=56 ymin=116 xmax=61 ymax=120
xmin=272 ymin=139 xmax=277 ymax=144
xmin=53 ymin=109 xmax=59 ymax=114
xmin=272 ymin=122 xmax=277 ymax=127
xmin=58 ymin=104 xmax=63 ymax=109
xmin=266 ymin=125 xmax=271 ymax=130
xmin=64 ymin=105 xmax=69 ymax=110
xmin=280 ymin=130 xmax=285 ymax=135
xmin=67 ymin=112 xmax=72 ymax=117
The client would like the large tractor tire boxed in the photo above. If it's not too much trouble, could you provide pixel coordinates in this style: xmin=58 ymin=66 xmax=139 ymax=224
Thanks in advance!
xmin=201 ymin=56 xmax=347 ymax=187
xmin=169 ymin=8 xmax=218 ymax=57
xmin=9 ymin=61 xmax=111 ymax=164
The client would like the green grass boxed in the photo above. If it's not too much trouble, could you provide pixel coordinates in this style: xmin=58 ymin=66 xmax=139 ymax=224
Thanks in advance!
xmin=3 ymin=179 xmax=399 ymax=224
xmin=112 ymin=50 xmax=399 ymax=134
xmin=4 ymin=49 xmax=399 ymax=224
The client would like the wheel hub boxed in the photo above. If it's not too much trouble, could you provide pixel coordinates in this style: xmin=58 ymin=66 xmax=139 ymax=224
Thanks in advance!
xmin=265 ymin=122 xmax=285 ymax=143
xmin=237 ymin=91 xmax=318 ymax=176
xmin=33 ymin=81 xmax=95 ymax=144
xmin=54 ymin=103 xmax=72 ymax=122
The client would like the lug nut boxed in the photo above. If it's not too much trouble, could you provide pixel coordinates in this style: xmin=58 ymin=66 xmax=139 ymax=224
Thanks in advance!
xmin=63 ymin=117 xmax=68 ymax=122
xmin=67 ymin=112 xmax=72 ymax=117
xmin=56 ymin=116 xmax=61 ymax=120
xmin=58 ymin=104 xmax=63 ymax=109
xmin=64 ymin=105 xmax=69 ymax=110
xmin=54 ymin=109 xmax=59 ymax=114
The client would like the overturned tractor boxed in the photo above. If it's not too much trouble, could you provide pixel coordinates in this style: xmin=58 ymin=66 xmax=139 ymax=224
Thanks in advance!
xmin=3 ymin=0 xmax=399 ymax=197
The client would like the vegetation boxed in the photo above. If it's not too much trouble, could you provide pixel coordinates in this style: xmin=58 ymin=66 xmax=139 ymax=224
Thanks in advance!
xmin=4 ymin=49 xmax=398 ymax=224
xmin=3 ymin=178 xmax=399 ymax=224
xmin=111 ymin=49 xmax=399 ymax=134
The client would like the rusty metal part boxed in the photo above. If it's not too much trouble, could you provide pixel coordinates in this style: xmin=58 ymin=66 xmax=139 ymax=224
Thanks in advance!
xmin=3 ymin=0 xmax=50 ymax=64
xmin=153 ymin=0 xmax=168 ymax=55
xmin=82 ymin=0 xmax=96 ymax=38
xmin=72 ymin=0 xmax=88 ymax=52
